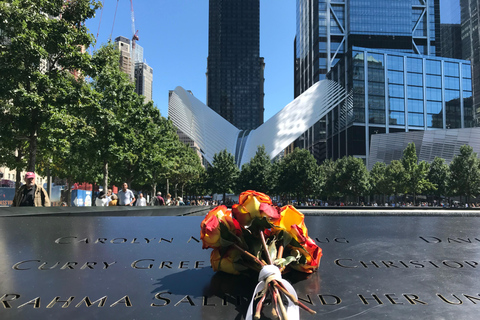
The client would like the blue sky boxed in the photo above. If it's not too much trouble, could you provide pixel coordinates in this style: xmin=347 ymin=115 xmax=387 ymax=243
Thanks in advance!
xmin=85 ymin=1 xmax=296 ymax=121
xmin=85 ymin=1 xmax=460 ymax=121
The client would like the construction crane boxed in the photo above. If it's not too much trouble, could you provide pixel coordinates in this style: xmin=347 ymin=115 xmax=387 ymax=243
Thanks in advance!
xmin=107 ymin=0 xmax=139 ymax=52
xmin=130 ymin=0 xmax=139 ymax=50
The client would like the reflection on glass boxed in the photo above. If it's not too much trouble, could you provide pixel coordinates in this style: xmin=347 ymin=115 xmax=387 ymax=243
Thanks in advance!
xmin=388 ymin=70 xmax=404 ymax=84
xmin=462 ymin=64 xmax=472 ymax=78
xmin=390 ymin=98 xmax=405 ymax=111
xmin=464 ymin=97 xmax=474 ymax=128
xmin=388 ymin=55 xmax=404 ymax=71
xmin=408 ymin=99 xmax=423 ymax=113
xmin=389 ymin=84 xmax=404 ymax=98
xmin=446 ymin=99 xmax=461 ymax=128
xmin=426 ymin=60 xmax=440 ymax=75
xmin=408 ymin=113 xmax=424 ymax=127
xmin=426 ymin=74 xmax=441 ymax=88
xmin=407 ymin=57 xmax=422 ymax=73
xmin=389 ymin=111 xmax=405 ymax=125
xmin=444 ymin=62 xmax=459 ymax=77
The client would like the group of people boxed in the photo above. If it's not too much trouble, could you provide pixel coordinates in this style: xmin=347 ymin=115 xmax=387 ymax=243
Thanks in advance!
xmin=149 ymin=192 xmax=184 ymax=206
xmin=95 ymin=182 xmax=145 ymax=207
xmin=94 ymin=183 xmax=186 ymax=207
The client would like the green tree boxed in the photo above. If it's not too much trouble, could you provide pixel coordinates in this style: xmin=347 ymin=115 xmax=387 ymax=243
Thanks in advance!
xmin=277 ymin=148 xmax=320 ymax=202
xmin=369 ymin=162 xmax=389 ymax=204
xmin=237 ymin=145 xmax=273 ymax=194
xmin=319 ymin=158 xmax=337 ymax=200
xmin=335 ymin=156 xmax=369 ymax=204
xmin=0 ymin=0 xmax=101 ymax=174
xmin=449 ymin=145 xmax=480 ymax=204
xmin=427 ymin=157 xmax=449 ymax=201
xmin=385 ymin=160 xmax=406 ymax=203
xmin=401 ymin=142 xmax=433 ymax=205
xmin=184 ymin=169 xmax=208 ymax=201
xmin=169 ymin=142 xmax=204 ymax=199
xmin=207 ymin=149 xmax=239 ymax=201
xmin=139 ymin=115 xmax=183 ymax=197
xmin=87 ymin=43 xmax=139 ymax=191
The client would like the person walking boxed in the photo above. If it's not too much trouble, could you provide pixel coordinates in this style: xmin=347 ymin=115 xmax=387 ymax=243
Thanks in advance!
xmin=165 ymin=193 xmax=172 ymax=206
xmin=118 ymin=182 xmax=135 ymax=206
xmin=135 ymin=192 xmax=147 ymax=206
xmin=150 ymin=192 xmax=165 ymax=206
xmin=12 ymin=172 xmax=50 ymax=207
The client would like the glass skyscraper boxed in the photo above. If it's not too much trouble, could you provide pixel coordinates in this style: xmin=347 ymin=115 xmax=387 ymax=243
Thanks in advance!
xmin=295 ymin=0 xmax=440 ymax=97
xmin=294 ymin=0 xmax=473 ymax=166
xmin=327 ymin=47 xmax=472 ymax=166
xmin=206 ymin=0 xmax=264 ymax=131
xmin=461 ymin=0 xmax=480 ymax=124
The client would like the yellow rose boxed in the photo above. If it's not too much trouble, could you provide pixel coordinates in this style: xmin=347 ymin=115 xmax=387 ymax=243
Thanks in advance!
xmin=232 ymin=190 xmax=275 ymax=226
xmin=210 ymin=247 xmax=241 ymax=275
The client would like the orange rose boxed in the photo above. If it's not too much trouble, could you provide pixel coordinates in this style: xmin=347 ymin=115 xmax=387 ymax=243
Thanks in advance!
xmin=232 ymin=190 xmax=279 ymax=226
xmin=274 ymin=205 xmax=322 ymax=273
xmin=200 ymin=205 xmax=241 ymax=249
xmin=290 ymin=245 xmax=322 ymax=273
xmin=274 ymin=205 xmax=309 ymax=241
xmin=210 ymin=247 xmax=242 ymax=275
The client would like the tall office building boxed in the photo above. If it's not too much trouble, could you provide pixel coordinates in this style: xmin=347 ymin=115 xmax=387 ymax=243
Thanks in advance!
xmin=295 ymin=0 xmax=439 ymax=97
xmin=134 ymin=62 xmax=153 ymax=103
xmin=440 ymin=24 xmax=463 ymax=59
xmin=114 ymin=36 xmax=134 ymax=82
xmin=461 ymin=0 xmax=480 ymax=123
xmin=294 ymin=0 xmax=473 ymax=165
xmin=114 ymin=38 xmax=153 ymax=103
xmin=206 ymin=0 xmax=265 ymax=130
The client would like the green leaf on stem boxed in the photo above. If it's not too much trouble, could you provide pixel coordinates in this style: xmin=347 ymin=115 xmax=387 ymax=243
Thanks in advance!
xmin=268 ymin=239 xmax=277 ymax=262
xmin=249 ymin=217 xmax=274 ymax=234
xmin=218 ymin=221 xmax=241 ymax=247
xmin=274 ymin=252 xmax=301 ymax=268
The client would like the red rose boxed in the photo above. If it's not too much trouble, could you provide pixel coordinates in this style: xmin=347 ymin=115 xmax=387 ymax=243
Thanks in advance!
xmin=200 ymin=205 xmax=241 ymax=249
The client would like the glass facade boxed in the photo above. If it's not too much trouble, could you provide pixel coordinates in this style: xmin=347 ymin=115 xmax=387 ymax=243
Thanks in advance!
xmin=207 ymin=0 xmax=264 ymax=130
xmin=461 ymin=0 xmax=480 ymax=124
xmin=326 ymin=47 xmax=472 ymax=165
xmin=349 ymin=1 xmax=411 ymax=36
xmin=293 ymin=0 xmax=477 ymax=165
xmin=295 ymin=0 xmax=439 ymax=97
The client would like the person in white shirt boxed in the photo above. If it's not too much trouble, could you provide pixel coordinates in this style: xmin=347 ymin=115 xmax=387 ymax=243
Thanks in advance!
xmin=136 ymin=192 xmax=147 ymax=206
xmin=118 ymin=182 xmax=135 ymax=206
xmin=95 ymin=191 xmax=108 ymax=206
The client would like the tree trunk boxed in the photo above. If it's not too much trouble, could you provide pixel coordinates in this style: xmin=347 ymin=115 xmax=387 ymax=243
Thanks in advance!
xmin=103 ymin=160 xmax=108 ymax=193
xmin=166 ymin=178 xmax=169 ymax=195
xmin=15 ymin=171 xmax=22 ymax=191
xmin=66 ymin=179 xmax=72 ymax=206
xmin=152 ymin=182 xmax=157 ymax=198
xmin=27 ymin=132 xmax=37 ymax=172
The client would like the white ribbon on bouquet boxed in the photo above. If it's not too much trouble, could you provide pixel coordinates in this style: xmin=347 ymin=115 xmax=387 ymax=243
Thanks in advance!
xmin=246 ymin=265 xmax=299 ymax=320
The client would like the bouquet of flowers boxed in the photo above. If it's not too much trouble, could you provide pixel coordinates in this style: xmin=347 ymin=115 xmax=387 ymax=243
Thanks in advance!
xmin=200 ymin=190 xmax=322 ymax=320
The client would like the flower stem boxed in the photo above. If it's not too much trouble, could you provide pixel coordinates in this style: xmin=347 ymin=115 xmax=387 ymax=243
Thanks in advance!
xmin=274 ymin=286 xmax=288 ymax=320
xmin=254 ymin=289 xmax=267 ymax=320
xmin=271 ymin=286 xmax=279 ymax=319
xmin=233 ymin=243 xmax=265 ymax=267
xmin=277 ymin=245 xmax=284 ymax=260
xmin=273 ymin=281 xmax=316 ymax=315
xmin=259 ymin=231 xmax=273 ymax=265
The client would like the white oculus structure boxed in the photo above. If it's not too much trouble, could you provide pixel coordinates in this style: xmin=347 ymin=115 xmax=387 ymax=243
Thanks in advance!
xmin=168 ymin=80 xmax=346 ymax=168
